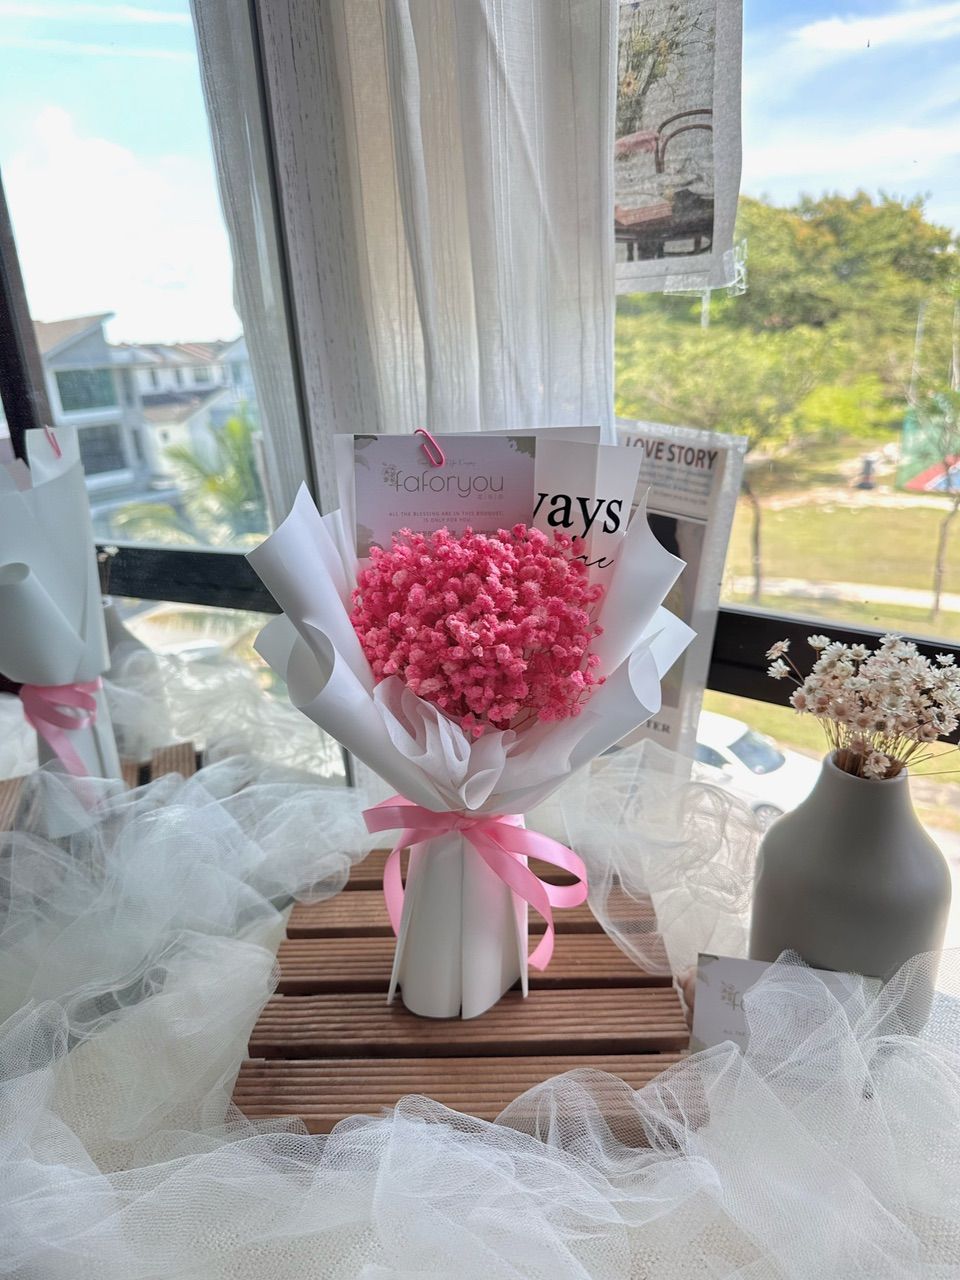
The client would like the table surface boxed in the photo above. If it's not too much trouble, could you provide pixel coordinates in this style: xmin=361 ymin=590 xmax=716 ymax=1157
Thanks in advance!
xmin=0 ymin=744 xmax=690 ymax=1134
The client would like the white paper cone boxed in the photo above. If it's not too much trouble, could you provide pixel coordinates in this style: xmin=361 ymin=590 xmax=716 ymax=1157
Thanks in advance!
xmin=0 ymin=427 xmax=122 ymax=796
xmin=0 ymin=563 xmax=85 ymax=683
xmin=392 ymin=833 xmax=527 ymax=1019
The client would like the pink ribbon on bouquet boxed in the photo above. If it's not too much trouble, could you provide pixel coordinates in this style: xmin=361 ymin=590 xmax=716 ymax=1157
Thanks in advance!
xmin=363 ymin=795 xmax=588 ymax=970
xmin=19 ymin=678 xmax=102 ymax=777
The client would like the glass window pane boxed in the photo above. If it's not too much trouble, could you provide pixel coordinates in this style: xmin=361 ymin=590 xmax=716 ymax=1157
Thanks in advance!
xmin=114 ymin=597 xmax=346 ymax=779
xmin=55 ymin=368 xmax=118 ymax=412
xmin=77 ymin=422 xmax=128 ymax=475
xmin=0 ymin=3 xmax=302 ymax=550
xmin=616 ymin=1 xmax=960 ymax=646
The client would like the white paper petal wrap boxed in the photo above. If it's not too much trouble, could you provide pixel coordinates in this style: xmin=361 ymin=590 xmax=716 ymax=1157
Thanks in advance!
xmin=247 ymin=485 xmax=694 ymax=1017
xmin=4 ymin=757 xmax=960 ymax=1278
xmin=0 ymin=427 xmax=120 ymax=785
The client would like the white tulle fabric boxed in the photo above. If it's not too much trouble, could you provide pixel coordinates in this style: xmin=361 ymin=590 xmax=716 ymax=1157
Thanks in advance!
xmin=4 ymin=697 xmax=960 ymax=1274
xmin=0 ymin=647 xmax=347 ymax=783
xmin=540 ymin=741 xmax=761 ymax=977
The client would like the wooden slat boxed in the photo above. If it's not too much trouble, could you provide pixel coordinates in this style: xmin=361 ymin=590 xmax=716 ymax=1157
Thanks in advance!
xmin=234 ymin=1053 xmax=684 ymax=1132
xmin=277 ymin=932 xmax=671 ymax=995
xmin=149 ymin=742 xmax=199 ymax=781
xmin=0 ymin=776 xmax=24 ymax=832
xmin=120 ymin=758 xmax=142 ymax=790
xmin=343 ymin=847 xmax=578 ymax=891
xmin=288 ymin=890 xmax=605 ymax=938
xmin=249 ymin=987 xmax=688 ymax=1059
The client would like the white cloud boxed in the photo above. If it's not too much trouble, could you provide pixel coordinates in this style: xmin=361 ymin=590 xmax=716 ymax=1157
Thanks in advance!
xmin=743 ymin=122 xmax=960 ymax=186
xmin=0 ymin=3 xmax=190 ymax=24
xmin=0 ymin=35 xmax=192 ymax=61
xmin=5 ymin=107 xmax=240 ymax=342
xmin=743 ymin=2 xmax=960 ymax=109
xmin=795 ymin=2 xmax=960 ymax=52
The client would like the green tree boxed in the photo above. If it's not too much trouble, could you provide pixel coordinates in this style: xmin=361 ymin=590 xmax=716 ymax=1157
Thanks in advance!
xmin=616 ymin=2 xmax=708 ymax=137
xmin=617 ymin=312 xmax=848 ymax=599
xmin=113 ymin=412 xmax=268 ymax=548
xmin=617 ymin=191 xmax=960 ymax=601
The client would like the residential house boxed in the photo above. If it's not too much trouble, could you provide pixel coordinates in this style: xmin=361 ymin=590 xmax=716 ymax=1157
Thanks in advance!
xmin=0 ymin=314 xmax=258 ymax=536
xmin=33 ymin=313 xmax=147 ymax=495
xmin=111 ymin=340 xmax=239 ymax=483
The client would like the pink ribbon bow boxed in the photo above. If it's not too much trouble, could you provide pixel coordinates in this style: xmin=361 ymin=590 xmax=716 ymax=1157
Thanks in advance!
xmin=362 ymin=795 xmax=589 ymax=970
xmin=20 ymin=678 xmax=102 ymax=777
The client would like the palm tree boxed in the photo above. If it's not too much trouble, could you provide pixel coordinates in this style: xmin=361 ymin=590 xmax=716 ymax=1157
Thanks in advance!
xmin=113 ymin=411 xmax=269 ymax=548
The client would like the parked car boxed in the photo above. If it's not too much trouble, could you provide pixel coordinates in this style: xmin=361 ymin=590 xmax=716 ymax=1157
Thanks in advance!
xmin=695 ymin=710 xmax=820 ymax=829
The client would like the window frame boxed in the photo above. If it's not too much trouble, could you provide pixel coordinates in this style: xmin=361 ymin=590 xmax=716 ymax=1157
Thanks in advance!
xmin=1 ymin=36 xmax=957 ymax=737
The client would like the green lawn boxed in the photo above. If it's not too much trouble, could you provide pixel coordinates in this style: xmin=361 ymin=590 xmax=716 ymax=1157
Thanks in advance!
xmin=726 ymin=499 xmax=960 ymax=601
xmin=744 ymin=437 xmax=892 ymax=499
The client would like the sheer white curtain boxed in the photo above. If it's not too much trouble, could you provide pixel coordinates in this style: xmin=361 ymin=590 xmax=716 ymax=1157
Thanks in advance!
xmin=194 ymin=0 xmax=617 ymax=510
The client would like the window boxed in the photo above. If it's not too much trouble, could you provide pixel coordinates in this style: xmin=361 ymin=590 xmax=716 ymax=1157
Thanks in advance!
xmin=616 ymin=1 xmax=960 ymax=650
xmin=0 ymin=1 xmax=308 ymax=552
xmin=694 ymin=743 xmax=727 ymax=770
xmin=76 ymin=422 xmax=127 ymax=475
xmin=55 ymin=368 xmax=117 ymax=412
xmin=728 ymin=730 xmax=784 ymax=776
xmin=0 ymin=0 xmax=955 ymax=752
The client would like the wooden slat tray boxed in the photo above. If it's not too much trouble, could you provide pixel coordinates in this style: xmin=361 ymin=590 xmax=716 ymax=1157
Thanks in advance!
xmin=234 ymin=1053 xmax=685 ymax=1131
xmin=277 ymin=932 xmax=671 ymax=994
xmin=251 ymin=987 xmax=688 ymax=1059
xmin=0 ymin=743 xmax=687 ymax=1133
xmin=288 ymin=890 xmax=605 ymax=938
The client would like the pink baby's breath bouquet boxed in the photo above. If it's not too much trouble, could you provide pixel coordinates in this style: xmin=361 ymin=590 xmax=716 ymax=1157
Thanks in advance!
xmin=351 ymin=525 xmax=604 ymax=736
xmin=248 ymin=435 xmax=693 ymax=1019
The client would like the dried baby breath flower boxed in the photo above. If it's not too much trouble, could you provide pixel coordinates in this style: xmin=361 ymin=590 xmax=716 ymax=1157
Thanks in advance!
xmin=766 ymin=639 xmax=790 ymax=660
xmin=766 ymin=633 xmax=960 ymax=780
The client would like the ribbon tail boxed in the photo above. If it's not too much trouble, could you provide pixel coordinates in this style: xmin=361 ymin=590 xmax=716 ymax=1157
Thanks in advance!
xmin=468 ymin=832 xmax=559 ymax=972
xmin=382 ymin=839 xmax=407 ymax=937
xmin=20 ymin=680 xmax=101 ymax=779
xmin=26 ymin=715 xmax=90 ymax=779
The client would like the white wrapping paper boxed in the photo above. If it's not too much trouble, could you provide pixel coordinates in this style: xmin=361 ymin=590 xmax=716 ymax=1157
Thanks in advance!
xmin=249 ymin=480 xmax=694 ymax=1017
xmin=0 ymin=428 xmax=120 ymax=784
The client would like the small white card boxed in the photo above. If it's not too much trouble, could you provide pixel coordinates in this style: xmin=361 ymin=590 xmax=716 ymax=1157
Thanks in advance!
xmin=690 ymin=953 xmax=874 ymax=1053
xmin=352 ymin=433 xmax=537 ymax=557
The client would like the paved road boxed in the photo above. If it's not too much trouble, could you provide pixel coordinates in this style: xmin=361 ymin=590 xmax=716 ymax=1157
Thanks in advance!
xmin=727 ymin=575 xmax=960 ymax=616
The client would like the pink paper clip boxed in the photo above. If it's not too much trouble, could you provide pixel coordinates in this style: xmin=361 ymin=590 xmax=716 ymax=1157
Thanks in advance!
xmin=43 ymin=425 xmax=62 ymax=459
xmin=414 ymin=428 xmax=445 ymax=468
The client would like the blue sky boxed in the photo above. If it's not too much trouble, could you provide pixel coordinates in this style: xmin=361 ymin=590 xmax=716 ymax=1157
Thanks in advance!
xmin=0 ymin=1 xmax=958 ymax=342
xmin=742 ymin=0 xmax=960 ymax=230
